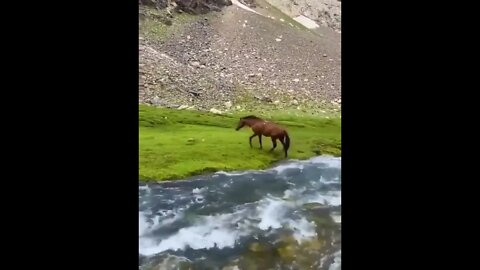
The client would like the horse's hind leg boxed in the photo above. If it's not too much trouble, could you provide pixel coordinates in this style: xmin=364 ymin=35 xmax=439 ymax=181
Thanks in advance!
xmin=279 ymin=138 xmax=287 ymax=157
xmin=269 ymin=137 xmax=277 ymax=152
xmin=258 ymin=135 xmax=263 ymax=149
xmin=249 ymin=134 xmax=257 ymax=148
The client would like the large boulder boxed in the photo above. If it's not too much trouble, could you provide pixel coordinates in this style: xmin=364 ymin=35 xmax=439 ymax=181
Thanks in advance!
xmin=174 ymin=0 xmax=232 ymax=14
xmin=139 ymin=0 xmax=169 ymax=8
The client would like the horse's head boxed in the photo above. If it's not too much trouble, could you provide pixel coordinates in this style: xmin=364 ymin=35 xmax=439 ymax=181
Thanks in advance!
xmin=235 ymin=119 xmax=246 ymax=131
xmin=236 ymin=115 xmax=261 ymax=130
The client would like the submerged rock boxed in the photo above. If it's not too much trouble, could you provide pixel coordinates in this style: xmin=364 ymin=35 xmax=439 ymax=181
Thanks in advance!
xmin=303 ymin=202 xmax=331 ymax=215
xmin=249 ymin=242 xmax=270 ymax=252
xmin=222 ymin=266 xmax=240 ymax=270
xmin=142 ymin=254 xmax=192 ymax=270
xmin=277 ymin=244 xmax=296 ymax=261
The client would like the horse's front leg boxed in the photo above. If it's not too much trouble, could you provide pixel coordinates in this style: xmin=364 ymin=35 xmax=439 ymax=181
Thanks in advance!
xmin=258 ymin=135 xmax=262 ymax=149
xmin=249 ymin=134 xmax=256 ymax=148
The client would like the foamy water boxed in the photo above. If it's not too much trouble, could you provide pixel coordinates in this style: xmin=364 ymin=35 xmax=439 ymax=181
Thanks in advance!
xmin=139 ymin=156 xmax=341 ymax=269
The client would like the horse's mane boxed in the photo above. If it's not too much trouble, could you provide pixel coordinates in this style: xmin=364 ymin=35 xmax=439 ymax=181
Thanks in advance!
xmin=241 ymin=115 xmax=262 ymax=120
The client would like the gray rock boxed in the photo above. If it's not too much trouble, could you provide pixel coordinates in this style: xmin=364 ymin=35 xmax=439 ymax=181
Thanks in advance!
xmin=210 ymin=108 xmax=222 ymax=114
xmin=152 ymin=96 xmax=162 ymax=105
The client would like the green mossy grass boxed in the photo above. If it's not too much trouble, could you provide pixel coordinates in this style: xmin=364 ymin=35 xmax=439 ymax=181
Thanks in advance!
xmin=139 ymin=105 xmax=340 ymax=181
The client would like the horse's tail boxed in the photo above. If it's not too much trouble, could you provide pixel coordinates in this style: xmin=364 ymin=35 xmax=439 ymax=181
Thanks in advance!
xmin=284 ymin=130 xmax=290 ymax=157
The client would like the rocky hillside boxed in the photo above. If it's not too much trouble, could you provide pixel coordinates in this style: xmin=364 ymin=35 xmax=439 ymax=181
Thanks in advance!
xmin=139 ymin=0 xmax=341 ymax=114
xmin=264 ymin=0 xmax=341 ymax=32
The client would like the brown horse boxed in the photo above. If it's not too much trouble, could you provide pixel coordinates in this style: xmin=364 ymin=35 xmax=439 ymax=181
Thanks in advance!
xmin=235 ymin=115 xmax=291 ymax=158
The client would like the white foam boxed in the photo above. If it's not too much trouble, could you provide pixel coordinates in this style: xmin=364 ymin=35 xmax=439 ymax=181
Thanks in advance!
xmin=257 ymin=198 xmax=290 ymax=230
xmin=328 ymin=250 xmax=341 ymax=270
xmin=139 ymin=193 xmax=328 ymax=255
xmin=151 ymin=254 xmax=191 ymax=269
xmin=311 ymin=191 xmax=341 ymax=206
xmin=139 ymin=212 xmax=162 ymax=255
xmin=139 ymin=210 xmax=190 ymax=256
xmin=140 ymin=237 xmax=158 ymax=256
xmin=160 ymin=212 xmax=184 ymax=226
xmin=215 ymin=156 xmax=339 ymax=176
xmin=139 ymin=212 xmax=160 ymax=236
xmin=283 ymin=187 xmax=341 ymax=207
xmin=215 ymin=170 xmax=251 ymax=176
xmin=271 ymin=156 xmax=340 ymax=174
xmin=288 ymin=217 xmax=317 ymax=242
xmin=139 ymin=211 xmax=251 ymax=256
xmin=320 ymin=254 xmax=329 ymax=268
xmin=308 ymin=156 xmax=341 ymax=168
xmin=283 ymin=187 xmax=307 ymax=200
xmin=222 ymin=182 xmax=230 ymax=188
xmin=319 ymin=175 xmax=341 ymax=184
xmin=139 ymin=185 xmax=152 ymax=197
xmin=194 ymin=195 xmax=205 ymax=203
xmin=139 ymin=156 xmax=341 ymax=256
xmin=256 ymin=196 xmax=318 ymax=242
xmin=271 ymin=163 xmax=304 ymax=174
xmin=139 ymin=212 xmax=150 ymax=237
xmin=144 ymin=226 xmax=235 ymax=254
xmin=331 ymin=214 xmax=341 ymax=224
xmin=139 ymin=185 xmax=150 ymax=191
xmin=192 ymin=187 xmax=205 ymax=194
xmin=192 ymin=188 xmax=206 ymax=203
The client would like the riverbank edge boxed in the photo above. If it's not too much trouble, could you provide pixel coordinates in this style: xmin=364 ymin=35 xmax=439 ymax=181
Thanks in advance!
xmin=139 ymin=154 xmax=340 ymax=184
xmin=139 ymin=105 xmax=341 ymax=182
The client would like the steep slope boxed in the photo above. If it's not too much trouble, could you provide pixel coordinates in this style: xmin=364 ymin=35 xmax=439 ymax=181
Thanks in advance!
xmin=264 ymin=0 xmax=341 ymax=32
xmin=139 ymin=1 xmax=341 ymax=114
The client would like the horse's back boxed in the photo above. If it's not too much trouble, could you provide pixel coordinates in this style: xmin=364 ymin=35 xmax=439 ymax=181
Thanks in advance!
xmin=262 ymin=121 xmax=286 ymax=137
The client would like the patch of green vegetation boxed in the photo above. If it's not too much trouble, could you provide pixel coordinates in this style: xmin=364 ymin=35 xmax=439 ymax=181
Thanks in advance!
xmin=255 ymin=0 xmax=312 ymax=32
xmin=233 ymin=86 xmax=341 ymax=117
xmin=139 ymin=105 xmax=341 ymax=181
xmin=139 ymin=7 xmax=201 ymax=42
xmin=234 ymin=99 xmax=341 ymax=118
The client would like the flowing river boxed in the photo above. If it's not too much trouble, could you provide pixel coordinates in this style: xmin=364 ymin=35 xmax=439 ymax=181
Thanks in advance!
xmin=139 ymin=156 xmax=341 ymax=270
